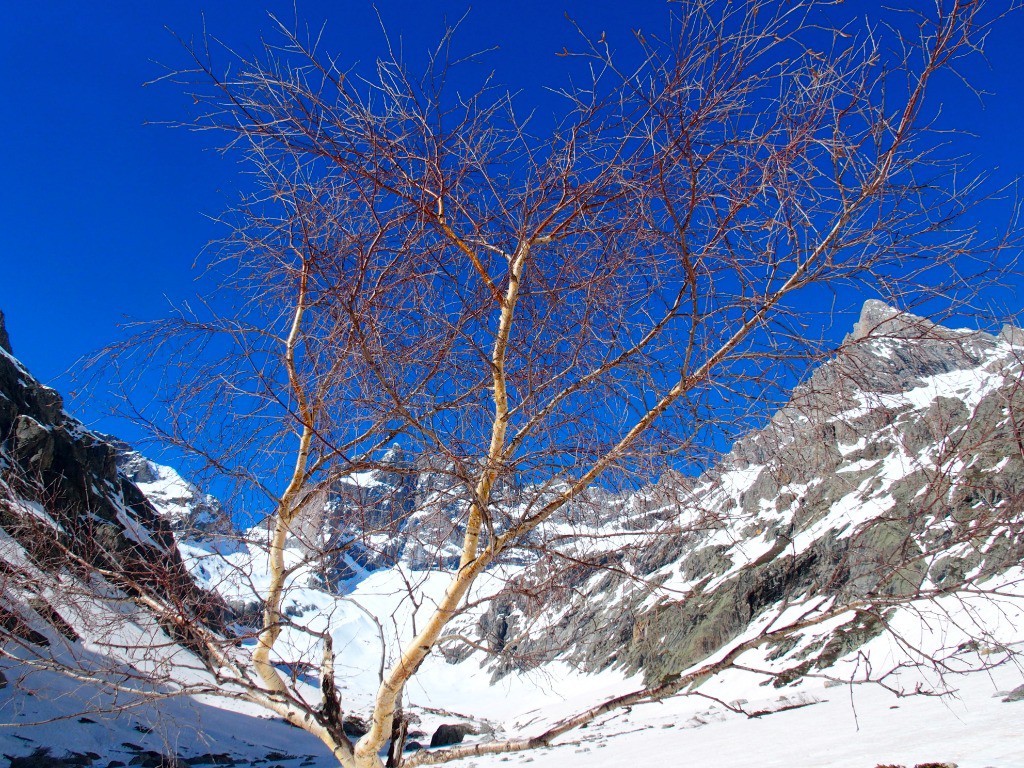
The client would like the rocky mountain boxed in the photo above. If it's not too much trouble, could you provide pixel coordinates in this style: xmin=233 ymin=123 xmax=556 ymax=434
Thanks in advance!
xmin=447 ymin=301 xmax=1024 ymax=684
xmin=158 ymin=301 xmax=1024 ymax=684
xmin=0 ymin=313 xmax=224 ymax=641
xmin=161 ymin=301 xmax=1024 ymax=695
xmin=1 ymin=302 xmax=1023 ymax=767
xmin=0 ymin=311 xmax=248 ymax=765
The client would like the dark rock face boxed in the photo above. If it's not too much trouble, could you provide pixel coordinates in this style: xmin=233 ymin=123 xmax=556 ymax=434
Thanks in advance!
xmin=323 ymin=445 xmax=421 ymax=577
xmin=13 ymin=415 xmax=56 ymax=473
xmin=0 ymin=317 xmax=226 ymax=649
xmin=429 ymin=723 xmax=476 ymax=748
xmin=295 ymin=449 xmax=526 ymax=586
xmin=0 ymin=309 xmax=12 ymax=355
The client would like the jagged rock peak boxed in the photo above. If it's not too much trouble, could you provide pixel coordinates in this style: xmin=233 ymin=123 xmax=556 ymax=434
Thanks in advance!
xmin=859 ymin=298 xmax=898 ymax=324
xmin=381 ymin=442 xmax=408 ymax=466
xmin=850 ymin=299 xmax=1024 ymax=348
xmin=999 ymin=323 xmax=1024 ymax=346
xmin=0 ymin=309 xmax=12 ymax=355
xmin=850 ymin=300 xmax=934 ymax=341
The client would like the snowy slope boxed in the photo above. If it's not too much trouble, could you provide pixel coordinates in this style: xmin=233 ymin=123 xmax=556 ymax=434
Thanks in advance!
xmin=3 ymin=302 xmax=1024 ymax=767
xmin=450 ymin=303 xmax=1024 ymax=691
xmin=147 ymin=302 xmax=1024 ymax=761
xmin=4 ymin=562 xmax=1021 ymax=767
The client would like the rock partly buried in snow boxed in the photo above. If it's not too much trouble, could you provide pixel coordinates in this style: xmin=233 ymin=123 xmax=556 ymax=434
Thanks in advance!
xmin=429 ymin=723 xmax=477 ymax=747
xmin=342 ymin=714 xmax=369 ymax=738
xmin=1001 ymin=683 xmax=1024 ymax=702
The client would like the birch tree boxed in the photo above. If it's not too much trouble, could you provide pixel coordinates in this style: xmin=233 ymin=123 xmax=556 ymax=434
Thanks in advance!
xmin=96 ymin=1 xmax=1020 ymax=765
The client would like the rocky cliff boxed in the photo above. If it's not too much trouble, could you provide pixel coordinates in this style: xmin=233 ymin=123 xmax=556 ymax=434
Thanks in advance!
xmin=447 ymin=302 xmax=1024 ymax=684
xmin=0 ymin=311 xmax=225 ymax=661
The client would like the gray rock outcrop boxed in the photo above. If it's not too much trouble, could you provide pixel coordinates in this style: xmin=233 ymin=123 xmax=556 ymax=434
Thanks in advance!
xmin=451 ymin=301 xmax=1024 ymax=686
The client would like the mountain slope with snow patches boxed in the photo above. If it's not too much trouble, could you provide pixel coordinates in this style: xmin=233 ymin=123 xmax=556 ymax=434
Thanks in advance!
xmin=2 ymin=303 xmax=1024 ymax=767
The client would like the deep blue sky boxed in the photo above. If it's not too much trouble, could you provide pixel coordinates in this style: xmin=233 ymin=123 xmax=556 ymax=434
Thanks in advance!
xmin=3 ymin=1 xmax=1024 ymax=441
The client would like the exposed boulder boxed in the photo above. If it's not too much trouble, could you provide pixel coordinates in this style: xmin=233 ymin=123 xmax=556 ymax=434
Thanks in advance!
xmin=1002 ymin=683 xmax=1024 ymax=703
xmin=12 ymin=415 xmax=56 ymax=473
xmin=429 ymin=723 xmax=477 ymax=748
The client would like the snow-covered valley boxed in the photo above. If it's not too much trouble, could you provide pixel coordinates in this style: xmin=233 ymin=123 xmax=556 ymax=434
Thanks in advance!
xmin=2 ymin=302 xmax=1024 ymax=768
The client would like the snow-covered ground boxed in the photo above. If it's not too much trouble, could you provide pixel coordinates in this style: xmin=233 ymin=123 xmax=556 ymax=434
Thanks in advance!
xmin=344 ymin=568 xmax=1024 ymax=768
xmin=3 ymin=631 xmax=1022 ymax=767
xmin=9 ymin=476 xmax=1010 ymax=768
xmin=5 ymin=303 xmax=1024 ymax=766
xmin=8 ymin=549 xmax=1021 ymax=768
xmin=467 ymin=662 xmax=1024 ymax=768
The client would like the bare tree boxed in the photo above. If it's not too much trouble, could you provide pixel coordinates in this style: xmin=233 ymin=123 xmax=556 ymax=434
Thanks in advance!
xmin=14 ymin=0 xmax=1021 ymax=766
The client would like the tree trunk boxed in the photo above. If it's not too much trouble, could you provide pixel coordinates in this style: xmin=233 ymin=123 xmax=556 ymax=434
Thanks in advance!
xmin=385 ymin=688 xmax=408 ymax=768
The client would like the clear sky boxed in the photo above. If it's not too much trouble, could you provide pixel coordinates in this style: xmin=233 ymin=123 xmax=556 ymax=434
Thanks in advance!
xmin=3 ymin=1 xmax=1024 ymax=442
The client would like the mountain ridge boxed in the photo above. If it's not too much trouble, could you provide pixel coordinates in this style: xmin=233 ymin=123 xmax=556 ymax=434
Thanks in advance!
xmin=1 ymin=303 xmax=1023 ymax=766
xmin=436 ymin=302 xmax=1024 ymax=683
